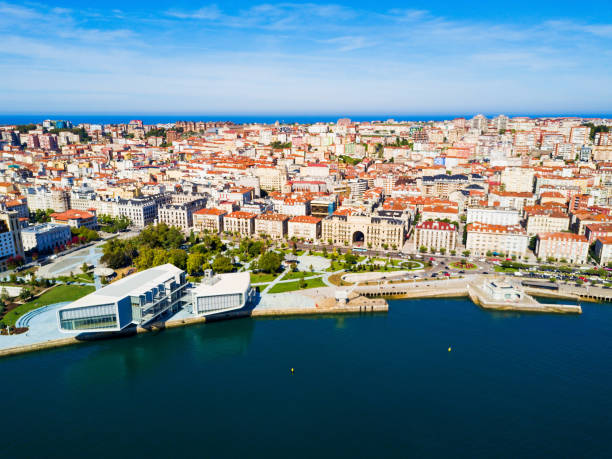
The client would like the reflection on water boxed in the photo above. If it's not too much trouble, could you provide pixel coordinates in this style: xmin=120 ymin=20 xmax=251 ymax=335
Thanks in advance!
xmin=62 ymin=319 xmax=256 ymax=384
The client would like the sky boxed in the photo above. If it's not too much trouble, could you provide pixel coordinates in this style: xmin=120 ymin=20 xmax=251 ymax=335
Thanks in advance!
xmin=0 ymin=0 xmax=611 ymax=116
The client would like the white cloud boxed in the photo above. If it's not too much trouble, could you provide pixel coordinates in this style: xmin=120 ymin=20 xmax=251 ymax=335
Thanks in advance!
xmin=0 ymin=2 xmax=610 ymax=113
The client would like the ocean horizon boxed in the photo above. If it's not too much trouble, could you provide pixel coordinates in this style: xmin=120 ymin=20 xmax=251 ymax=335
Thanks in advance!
xmin=0 ymin=113 xmax=610 ymax=126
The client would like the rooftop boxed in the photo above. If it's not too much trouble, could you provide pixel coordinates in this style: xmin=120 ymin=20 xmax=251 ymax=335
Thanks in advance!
xmin=59 ymin=264 xmax=183 ymax=310
xmin=192 ymin=272 xmax=250 ymax=297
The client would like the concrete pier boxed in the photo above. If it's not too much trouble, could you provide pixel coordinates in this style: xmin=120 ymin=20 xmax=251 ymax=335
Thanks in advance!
xmin=354 ymin=277 xmax=582 ymax=314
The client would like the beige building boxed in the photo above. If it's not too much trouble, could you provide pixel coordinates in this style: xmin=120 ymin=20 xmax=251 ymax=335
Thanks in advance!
xmin=466 ymin=222 xmax=529 ymax=257
xmin=25 ymin=187 xmax=70 ymax=212
xmin=254 ymin=213 xmax=289 ymax=239
xmin=288 ymin=215 xmax=322 ymax=241
xmin=224 ymin=211 xmax=257 ymax=237
xmin=525 ymin=211 xmax=570 ymax=235
xmin=536 ymin=232 xmax=588 ymax=263
xmin=413 ymin=221 xmax=457 ymax=253
xmin=193 ymin=208 xmax=226 ymax=233
xmin=253 ymin=166 xmax=288 ymax=191
xmin=157 ymin=198 xmax=206 ymax=230
xmin=500 ymin=167 xmax=535 ymax=193
xmin=322 ymin=214 xmax=404 ymax=249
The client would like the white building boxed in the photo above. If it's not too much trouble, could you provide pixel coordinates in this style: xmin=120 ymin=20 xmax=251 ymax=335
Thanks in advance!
xmin=466 ymin=206 xmax=520 ymax=226
xmin=58 ymin=264 xmax=188 ymax=333
xmin=413 ymin=220 xmax=457 ymax=253
xmin=192 ymin=271 xmax=254 ymax=316
xmin=288 ymin=215 xmax=322 ymax=241
xmin=466 ymin=222 xmax=529 ymax=257
xmin=536 ymin=232 xmax=589 ymax=263
xmin=21 ymin=223 xmax=71 ymax=252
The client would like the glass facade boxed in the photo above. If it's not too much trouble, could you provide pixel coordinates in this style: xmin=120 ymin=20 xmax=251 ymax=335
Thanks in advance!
xmin=59 ymin=304 xmax=117 ymax=331
xmin=196 ymin=293 xmax=243 ymax=314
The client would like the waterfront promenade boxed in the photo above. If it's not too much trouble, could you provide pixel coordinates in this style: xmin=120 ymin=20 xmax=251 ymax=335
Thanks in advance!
xmin=0 ymin=273 xmax=597 ymax=358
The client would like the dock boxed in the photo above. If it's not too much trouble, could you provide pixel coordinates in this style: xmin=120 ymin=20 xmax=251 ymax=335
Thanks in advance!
xmin=354 ymin=276 xmax=582 ymax=314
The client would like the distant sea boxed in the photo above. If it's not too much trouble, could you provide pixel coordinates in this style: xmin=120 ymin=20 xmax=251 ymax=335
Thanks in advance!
xmin=0 ymin=113 xmax=610 ymax=126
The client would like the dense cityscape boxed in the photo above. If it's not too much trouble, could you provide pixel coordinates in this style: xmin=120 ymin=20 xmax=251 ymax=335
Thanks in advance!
xmin=0 ymin=114 xmax=610 ymax=343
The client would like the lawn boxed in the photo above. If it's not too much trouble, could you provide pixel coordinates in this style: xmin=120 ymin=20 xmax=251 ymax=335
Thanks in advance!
xmin=282 ymin=271 xmax=318 ymax=281
xmin=268 ymin=277 xmax=327 ymax=293
xmin=494 ymin=266 xmax=517 ymax=273
xmin=56 ymin=273 xmax=94 ymax=283
xmin=326 ymin=261 xmax=346 ymax=272
xmin=250 ymin=272 xmax=281 ymax=283
xmin=1 ymin=284 xmax=95 ymax=327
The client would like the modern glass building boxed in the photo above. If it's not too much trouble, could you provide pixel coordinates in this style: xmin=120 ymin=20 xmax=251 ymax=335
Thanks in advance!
xmin=192 ymin=271 xmax=253 ymax=316
xmin=57 ymin=263 xmax=188 ymax=333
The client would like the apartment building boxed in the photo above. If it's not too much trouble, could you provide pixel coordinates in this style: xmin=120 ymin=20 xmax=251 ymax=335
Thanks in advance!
xmin=193 ymin=208 xmax=226 ymax=233
xmin=585 ymin=223 xmax=612 ymax=244
xmin=224 ymin=211 xmax=257 ymax=237
xmin=413 ymin=221 xmax=457 ymax=253
xmin=157 ymin=198 xmax=206 ymax=230
xmin=287 ymin=215 xmax=322 ymax=241
xmin=466 ymin=206 xmax=520 ymax=226
xmin=25 ymin=187 xmax=70 ymax=212
xmin=421 ymin=174 xmax=469 ymax=199
xmin=536 ymin=232 xmax=588 ymax=264
xmin=4 ymin=199 xmax=29 ymax=220
xmin=525 ymin=210 xmax=570 ymax=235
xmin=421 ymin=205 xmax=459 ymax=222
xmin=594 ymin=236 xmax=612 ymax=265
xmin=500 ymin=167 xmax=535 ymax=193
xmin=71 ymin=191 xmax=159 ymax=229
xmin=0 ymin=210 xmax=24 ymax=268
xmin=253 ymin=166 xmax=288 ymax=191
xmin=466 ymin=222 xmax=528 ymax=257
xmin=488 ymin=190 xmax=535 ymax=211
xmin=254 ymin=213 xmax=289 ymax=239
xmin=115 ymin=197 xmax=159 ymax=228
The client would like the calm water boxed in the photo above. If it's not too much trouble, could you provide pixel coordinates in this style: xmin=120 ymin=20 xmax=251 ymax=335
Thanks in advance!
xmin=1 ymin=113 xmax=610 ymax=126
xmin=3 ymin=297 xmax=612 ymax=458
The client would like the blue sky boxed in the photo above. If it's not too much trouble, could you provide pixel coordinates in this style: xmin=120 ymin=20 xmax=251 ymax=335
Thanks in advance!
xmin=1 ymin=1 xmax=611 ymax=115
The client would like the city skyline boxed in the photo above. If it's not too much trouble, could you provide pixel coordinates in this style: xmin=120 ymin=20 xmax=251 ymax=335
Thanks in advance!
xmin=1 ymin=0 xmax=611 ymax=114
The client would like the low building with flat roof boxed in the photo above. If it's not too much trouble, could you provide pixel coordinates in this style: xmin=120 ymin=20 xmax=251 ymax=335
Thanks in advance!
xmin=191 ymin=271 xmax=254 ymax=316
xmin=57 ymin=263 xmax=188 ymax=333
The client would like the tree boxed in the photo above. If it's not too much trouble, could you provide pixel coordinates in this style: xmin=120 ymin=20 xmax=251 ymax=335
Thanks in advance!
xmin=212 ymin=255 xmax=234 ymax=273
xmin=344 ymin=251 xmax=358 ymax=265
xmin=450 ymin=250 xmax=456 ymax=256
xmin=419 ymin=246 xmax=427 ymax=253
xmin=186 ymin=253 xmax=206 ymax=275
xmin=462 ymin=250 xmax=471 ymax=257
xmin=440 ymin=248 xmax=446 ymax=255
xmin=258 ymin=252 xmax=282 ymax=274
xmin=19 ymin=288 xmax=32 ymax=302
xmin=167 ymin=249 xmax=188 ymax=270
xmin=1 ymin=287 xmax=9 ymax=304
xmin=81 ymin=262 xmax=89 ymax=274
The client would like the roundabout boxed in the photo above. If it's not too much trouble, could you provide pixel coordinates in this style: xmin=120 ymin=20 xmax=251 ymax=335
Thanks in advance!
xmin=449 ymin=261 xmax=478 ymax=270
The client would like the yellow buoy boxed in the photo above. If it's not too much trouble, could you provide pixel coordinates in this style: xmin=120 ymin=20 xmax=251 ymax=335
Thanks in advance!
xmin=448 ymin=347 xmax=452 ymax=352
xmin=291 ymin=368 xmax=294 ymax=374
